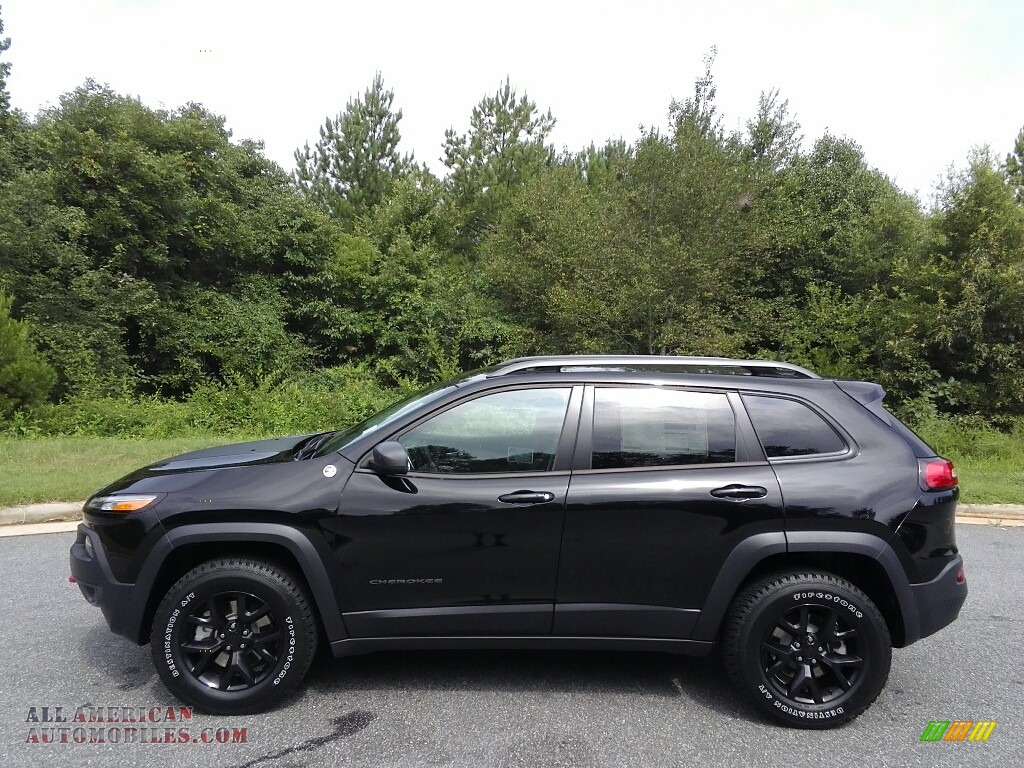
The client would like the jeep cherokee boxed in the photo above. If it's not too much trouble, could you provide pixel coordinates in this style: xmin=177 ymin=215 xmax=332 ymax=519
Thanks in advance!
xmin=69 ymin=355 xmax=967 ymax=727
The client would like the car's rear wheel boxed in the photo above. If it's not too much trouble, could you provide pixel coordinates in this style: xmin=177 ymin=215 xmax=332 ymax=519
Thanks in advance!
xmin=721 ymin=571 xmax=891 ymax=728
xmin=150 ymin=558 xmax=318 ymax=714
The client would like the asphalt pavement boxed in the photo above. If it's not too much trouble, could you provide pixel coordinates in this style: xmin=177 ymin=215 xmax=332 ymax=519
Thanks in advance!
xmin=0 ymin=524 xmax=1020 ymax=767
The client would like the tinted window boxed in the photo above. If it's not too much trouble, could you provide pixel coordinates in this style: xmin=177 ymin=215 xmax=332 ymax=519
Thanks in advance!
xmin=742 ymin=395 xmax=846 ymax=457
xmin=592 ymin=388 xmax=736 ymax=469
xmin=399 ymin=388 xmax=571 ymax=474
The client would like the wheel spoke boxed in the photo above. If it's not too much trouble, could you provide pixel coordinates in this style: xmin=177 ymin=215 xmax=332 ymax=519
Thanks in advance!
xmin=807 ymin=673 xmax=825 ymax=704
xmin=821 ymin=611 xmax=838 ymax=642
xmin=775 ymin=617 xmax=801 ymax=637
xmin=190 ymin=648 xmax=219 ymax=677
xmin=798 ymin=606 xmax=810 ymax=634
xmin=235 ymin=654 xmax=257 ymax=686
xmin=245 ymin=605 xmax=271 ymax=624
xmin=181 ymin=639 xmax=222 ymax=653
xmin=765 ymin=657 xmax=790 ymax=678
xmin=253 ymin=630 xmax=281 ymax=645
xmin=787 ymin=664 xmax=811 ymax=699
xmin=762 ymin=639 xmax=791 ymax=659
xmin=235 ymin=593 xmax=247 ymax=622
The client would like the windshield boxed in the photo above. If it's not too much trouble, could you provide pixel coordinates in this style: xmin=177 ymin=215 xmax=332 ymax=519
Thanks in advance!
xmin=314 ymin=381 xmax=460 ymax=457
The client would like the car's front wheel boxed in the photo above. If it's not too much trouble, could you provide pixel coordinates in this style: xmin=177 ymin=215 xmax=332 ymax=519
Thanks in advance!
xmin=150 ymin=558 xmax=318 ymax=714
xmin=722 ymin=571 xmax=891 ymax=728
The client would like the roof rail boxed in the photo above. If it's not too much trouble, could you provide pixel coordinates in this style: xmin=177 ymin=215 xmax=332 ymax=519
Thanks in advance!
xmin=489 ymin=355 xmax=820 ymax=379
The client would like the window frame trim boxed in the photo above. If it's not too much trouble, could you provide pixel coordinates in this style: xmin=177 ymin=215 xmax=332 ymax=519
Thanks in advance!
xmin=739 ymin=392 xmax=855 ymax=463
xmin=576 ymin=384 xmax=754 ymax=473
xmin=356 ymin=383 xmax=584 ymax=477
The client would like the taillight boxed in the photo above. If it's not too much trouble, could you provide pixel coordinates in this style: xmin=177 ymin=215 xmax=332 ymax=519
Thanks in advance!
xmin=920 ymin=458 xmax=957 ymax=491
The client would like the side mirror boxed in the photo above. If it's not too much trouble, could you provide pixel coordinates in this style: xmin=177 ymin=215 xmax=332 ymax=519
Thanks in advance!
xmin=369 ymin=441 xmax=409 ymax=476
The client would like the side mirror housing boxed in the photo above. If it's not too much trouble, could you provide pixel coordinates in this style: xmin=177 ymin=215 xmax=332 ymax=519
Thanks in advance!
xmin=369 ymin=441 xmax=409 ymax=476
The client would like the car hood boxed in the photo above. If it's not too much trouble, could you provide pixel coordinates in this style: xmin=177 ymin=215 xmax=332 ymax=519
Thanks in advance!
xmin=89 ymin=433 xmax=322 ymax=498
xmin=147 ymin=434 xmax=316 ymax=472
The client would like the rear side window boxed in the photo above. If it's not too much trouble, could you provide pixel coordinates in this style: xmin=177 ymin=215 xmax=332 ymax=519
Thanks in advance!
xmin=742 ymin=395 xmax=846 ymax=458
xmin=592 ymin=388 xmax=736 ymax=469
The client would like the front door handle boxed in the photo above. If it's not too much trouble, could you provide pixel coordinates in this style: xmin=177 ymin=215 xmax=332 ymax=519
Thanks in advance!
xmin=710 ymin=485 xmax=768 ymax=501
xmin=498 ymin=490 xmax=555 ymax=504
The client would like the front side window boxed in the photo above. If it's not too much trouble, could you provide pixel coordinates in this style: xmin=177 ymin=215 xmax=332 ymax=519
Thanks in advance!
xmin=592 ymin=388 xmax=736 ymax=469
xmin=399 ymin=388 xmax=572 ymax=474
xmin=742 ymin=395 xmax=846 ymax=457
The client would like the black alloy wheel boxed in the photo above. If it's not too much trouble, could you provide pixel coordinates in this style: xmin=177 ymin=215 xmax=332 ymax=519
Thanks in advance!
xmin=722 ymin=571 xmax=891 ymax=728
xmin=759 ymin=603 xmax=863 ymax=705
xmin=179 ymin=591 xmax=282 ymax=691
xmin=150 ymin=558 xmax=318 ymax=714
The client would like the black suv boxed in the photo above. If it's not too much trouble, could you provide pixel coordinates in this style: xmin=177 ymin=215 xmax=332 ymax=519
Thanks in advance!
xmin=69 ymin=356 xmax=967 ymax=728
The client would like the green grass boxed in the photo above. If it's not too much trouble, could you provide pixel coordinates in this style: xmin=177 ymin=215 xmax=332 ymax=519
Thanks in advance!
xmin=1 ymin=419 xmax=1021 ymax=507
xmin=914 ymin=418 xmax=1024 ymax=505
xmin=0 ymin=436 xmax=231 ymax=506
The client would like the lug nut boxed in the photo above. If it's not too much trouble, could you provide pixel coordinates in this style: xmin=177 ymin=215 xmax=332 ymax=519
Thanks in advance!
xmin=793 ymin=643 xmax=801 ymax=649
xmin=226 ymin=645 xmax=232 ymax=651
xmin=797 ymin=656 xmax=803 ymax=661
xmin=818 ymin=646 xmax=823 ymax=652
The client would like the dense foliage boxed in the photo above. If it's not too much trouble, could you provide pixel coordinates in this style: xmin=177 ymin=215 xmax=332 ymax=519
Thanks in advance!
xmin=1 ymin=9 xmax=1022 ymax=434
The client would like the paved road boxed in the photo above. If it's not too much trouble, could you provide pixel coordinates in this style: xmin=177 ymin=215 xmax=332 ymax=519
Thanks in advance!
xmin=1 ymin=525 xmax=1020 ymax=768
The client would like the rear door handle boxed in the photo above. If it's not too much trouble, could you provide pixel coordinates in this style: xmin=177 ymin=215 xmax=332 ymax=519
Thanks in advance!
xmin=498 ymin=491 xmax=555 ymax=504
xmin=710 ymin=485 xmax=768 ymax=501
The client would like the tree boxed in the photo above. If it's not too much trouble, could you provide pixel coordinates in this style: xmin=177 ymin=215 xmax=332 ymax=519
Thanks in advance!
xmin=293 ymin=73 xmax=411 ymax=227
xmin=443 ymin=79 xmax=555 ymax=249
xmin=1005 ymin=126 xmax=1024 ymax=203
xmin=0 ymin=3 xmax=11 ymax=119
xmin=0 ymin=83 xmax=352 ymax=396
xmin=0 ymin=290 xmax=56 ymax=418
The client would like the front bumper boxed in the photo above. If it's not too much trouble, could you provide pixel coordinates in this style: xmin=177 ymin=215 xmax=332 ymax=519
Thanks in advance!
xmin=70 ymin=524 xmax=147 ymax=643
xmin=908 ymin=554 xmax=968 ymax=642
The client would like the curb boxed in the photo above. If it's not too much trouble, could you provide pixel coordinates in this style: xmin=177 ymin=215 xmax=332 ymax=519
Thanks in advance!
xmin=1 ymin=501 xmax=1023 ymax=527
xmin=0 ymin=502 xmax=83 ymax=526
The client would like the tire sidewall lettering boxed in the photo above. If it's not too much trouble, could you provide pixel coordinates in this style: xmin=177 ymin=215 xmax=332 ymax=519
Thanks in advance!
xmin=792 ymin=591 xmax=863 ymax=619
xmin=272 ymin=615 xmax=297 ymax=686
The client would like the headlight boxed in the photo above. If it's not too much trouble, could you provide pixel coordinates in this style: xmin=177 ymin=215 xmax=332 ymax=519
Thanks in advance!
xmin=86 ymin=495 xmax=159 ymax=513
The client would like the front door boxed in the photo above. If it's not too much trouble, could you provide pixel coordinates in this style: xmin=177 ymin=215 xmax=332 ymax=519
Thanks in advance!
xmin=334 ymin=385 xmax=582 ymax=637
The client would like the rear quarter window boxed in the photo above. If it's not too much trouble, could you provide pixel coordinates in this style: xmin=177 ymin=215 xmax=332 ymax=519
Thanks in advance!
xmin=742 ymin=395 xmax=846 ymax=458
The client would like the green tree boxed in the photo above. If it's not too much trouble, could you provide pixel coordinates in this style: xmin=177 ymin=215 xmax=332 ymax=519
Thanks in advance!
xmin=0 ymin=3 xmax=11 ymax=119
xmin=0 ymin=83 xmax=351 ymax=395
xmin=925 ymin=149 xmax=1024 ymax=418
xmin=443 ymin=79 xmax=556 ymax=249
xmin=0 ymin=290 xmax=56 ymax=418
xmin=293 ymin=73 xmax=411 ymax=227
xmin=1005 ymin=126 xmax=1024 ymax=203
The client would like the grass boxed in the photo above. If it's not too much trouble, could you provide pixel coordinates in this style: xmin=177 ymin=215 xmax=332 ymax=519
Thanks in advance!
xmin=1 ymin=419 xmax=1021 ymax=507
xmin=0 ymin=436 xmax=232 ymax=507
xmin=915 ymin=418 xmax=1024 ymax=505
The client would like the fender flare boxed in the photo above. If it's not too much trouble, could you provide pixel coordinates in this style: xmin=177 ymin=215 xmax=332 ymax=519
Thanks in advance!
xmin=690 ymin=531 xmax=918 ymax=643
xmin=133 ymin=523 xmax=348 ymax=643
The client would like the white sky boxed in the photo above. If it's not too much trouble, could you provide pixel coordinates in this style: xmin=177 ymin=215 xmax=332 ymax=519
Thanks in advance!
xmin=3 ymin=0 xmax=1023 ymax=201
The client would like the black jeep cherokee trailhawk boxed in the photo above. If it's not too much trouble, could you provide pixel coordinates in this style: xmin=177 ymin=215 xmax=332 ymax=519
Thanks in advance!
xmin=70 ymin=356 xmax=967 ymax=727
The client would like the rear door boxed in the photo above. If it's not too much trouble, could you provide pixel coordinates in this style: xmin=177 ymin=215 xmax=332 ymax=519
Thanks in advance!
xmin=554 ymin=385 xmax=784 ymax=638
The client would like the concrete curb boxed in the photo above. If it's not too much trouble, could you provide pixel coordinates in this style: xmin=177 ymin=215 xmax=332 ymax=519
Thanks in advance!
xmin=1 ymin=500 xmax=1023 ymax=527
xmin=0 ymin=502 xmax=83 ymax=526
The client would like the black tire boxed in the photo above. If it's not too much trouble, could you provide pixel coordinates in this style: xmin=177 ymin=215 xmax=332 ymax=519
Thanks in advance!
xmin=150 ymin=558 xmax=318 ymax=714
xmin=721 ymin=571 xmax=891 ymax=728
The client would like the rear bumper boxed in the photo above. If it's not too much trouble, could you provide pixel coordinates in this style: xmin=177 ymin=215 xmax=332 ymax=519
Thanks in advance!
xmin=907 ymin=554 xmax=967 ymax=643
xmin=69 ymin=524 xmax=146 ymax=643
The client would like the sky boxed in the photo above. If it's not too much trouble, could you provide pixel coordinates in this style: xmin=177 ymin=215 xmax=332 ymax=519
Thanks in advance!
xmin=3 ymin=0 xmax=1023 ymax=201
